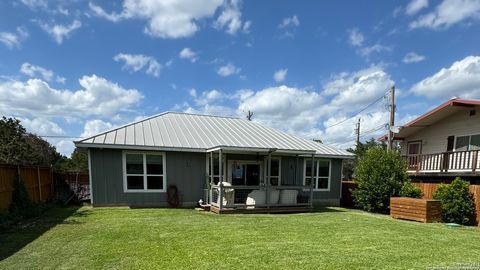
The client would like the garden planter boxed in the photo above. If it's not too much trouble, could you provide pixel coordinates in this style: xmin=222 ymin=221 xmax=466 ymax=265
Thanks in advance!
xmin=390 ymin=197 xmax=441 ymax=223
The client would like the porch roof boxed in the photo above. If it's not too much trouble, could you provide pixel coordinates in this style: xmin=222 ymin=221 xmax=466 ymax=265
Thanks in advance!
xmin=75 ymin=112 xmax=353 ymax=158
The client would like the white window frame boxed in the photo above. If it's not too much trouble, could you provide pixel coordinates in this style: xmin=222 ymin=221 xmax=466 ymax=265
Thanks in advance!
xmin=206 ymin=153 xmax=226 ymax=184
xmin=264 ymin=157 xmax=281 ymax=186
xmin=454 ymin=134 xmax=480 ymax=151
xmin=123 ymin=151 xmax=166 ymax=193
xmin=303 ymin=159 xmax=331 ymax=191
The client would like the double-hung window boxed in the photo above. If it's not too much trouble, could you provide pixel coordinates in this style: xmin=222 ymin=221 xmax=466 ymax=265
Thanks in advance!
xmin=304 ymin=159 xmax=331 ymax=191
xmin=123 ymin=152 xmax=166 ymax=192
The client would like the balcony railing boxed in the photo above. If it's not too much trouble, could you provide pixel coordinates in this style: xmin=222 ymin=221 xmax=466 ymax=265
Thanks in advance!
xmin=210 ymin=184 xmax=314 ymax=210
xmin=403 ymin=150 xmax=480 ymax=173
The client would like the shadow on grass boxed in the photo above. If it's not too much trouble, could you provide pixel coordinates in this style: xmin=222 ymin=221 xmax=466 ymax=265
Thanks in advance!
xmin=0 ymin=206 xmax=81 ymax=261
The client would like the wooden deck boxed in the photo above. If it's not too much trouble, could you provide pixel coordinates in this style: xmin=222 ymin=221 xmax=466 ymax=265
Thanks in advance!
xmin=210 ymin=205 xmax=312 ymax=214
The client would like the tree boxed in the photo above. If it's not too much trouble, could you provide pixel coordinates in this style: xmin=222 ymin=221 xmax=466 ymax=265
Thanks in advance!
xmin=352 ymin=147 xmax=409 ymax=213
xmin=55 ymin=148 xmax=88 ymax=172
xmin=433 ymin=178 xmax=475 ymax=225
xmin=343 ymin=138 xmax=386 ymax=179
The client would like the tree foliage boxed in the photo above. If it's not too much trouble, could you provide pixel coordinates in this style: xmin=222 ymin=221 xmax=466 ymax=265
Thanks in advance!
xmin=343 ymin=138 xmax=387 ymax=179
xmin=55 ymin=148 xmax=88 ymax=172
xmin=433 ymin=178 xmax=475 ymax=225
xmin=352 ymin=147 xmax=409 ymax=213
xmin=399 ymin=182 xmax=423 ymax=198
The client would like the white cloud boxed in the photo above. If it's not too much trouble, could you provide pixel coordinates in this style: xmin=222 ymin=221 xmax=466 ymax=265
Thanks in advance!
xmin=273 ymin=68 xmax=288 ymax=82
xmin=278 ymin=15 xmax=300 ymax=38
xmin=20 ymin=117 xmax=65 ymax=136
xmin=410 ymin=0 xmax=480 ymax=29
xmin=0 ymin=74 xmax=143 ymax=118
xmin=89 ymin=0 xmax=223 ymax=39
xmin=358 ymin=43 xmax=392 ymax=57
xmin=214 ymin=0 xmax=250 ymax=35
xmin=56 ymin=140 xmax=75 ymax=157
xmin=411 ymin=55 xmax=480 ymax=98
xmin=20 ymin=0 xmax=47 ymax=9
xmin=242 ymin=20 xmax=252 ymax=33
xmin=179 ymin=48 xmax=198 ymax=62
xmin=193 ymin=89 xmax=225 ymax=106
xmin=217 ymin=63 xmax=241 ymax=77
xmin=81 ymin=119 xmax=113 ymax=138
xmin=348 ymin=28 xmax=364 ymax=47
xmin=405 ymin=0 xmax=429 ymax=15
xmin=0 ymin=27 xmax=28 ymax=49
xmin=113 ymin=53 xmax=161 ymax=77
xmin=402 ymin=52 xmax=426 ymax=63
xmin=39 ymin=20 xmax=81 ymax=44
xmin=20 ymin=62 xmax=54 ymax=81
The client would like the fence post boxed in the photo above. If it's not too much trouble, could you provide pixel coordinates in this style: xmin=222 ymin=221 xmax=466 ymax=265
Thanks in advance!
xmin=37 ymin=166 xmax=42 ymax=202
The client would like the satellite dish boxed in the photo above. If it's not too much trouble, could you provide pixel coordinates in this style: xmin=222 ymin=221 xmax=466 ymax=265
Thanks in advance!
xmin=390 ymin=126 xmax=401 ymax=133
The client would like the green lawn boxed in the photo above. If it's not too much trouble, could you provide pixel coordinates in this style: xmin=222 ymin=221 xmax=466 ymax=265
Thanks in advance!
xmin=1 ymin=206 xmax=479 ymax=269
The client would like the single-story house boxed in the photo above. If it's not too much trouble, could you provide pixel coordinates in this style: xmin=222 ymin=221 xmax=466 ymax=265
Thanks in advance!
xmin=75 ymin=112 xmax=353 ymax=212
xmin=381 ymin=98 xmax=480 ymax=180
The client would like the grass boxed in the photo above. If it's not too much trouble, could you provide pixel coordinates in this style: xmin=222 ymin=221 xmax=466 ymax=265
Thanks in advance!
xmin=1 ymin=206 xmax=479 ymax=269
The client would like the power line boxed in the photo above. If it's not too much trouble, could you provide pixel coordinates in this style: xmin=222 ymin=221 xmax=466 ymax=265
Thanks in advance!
xmin=324 ymin=92 xmax=388 ymax=129
xmin=37 ymin=135 xmax=82 ymax=138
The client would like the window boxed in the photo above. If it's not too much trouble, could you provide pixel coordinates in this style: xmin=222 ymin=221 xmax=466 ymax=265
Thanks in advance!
xmin=207 ymin=154 xmax=225 ymax=185
xmin=123 ymin=152 xmax=166 ymax=192
xmin=265 ymin=158 xmax=281 ymax=186
xmin=455 ymin=134 xmax=480 ymax=151
xmin=304 ymin=159 xmax=330 ymax=191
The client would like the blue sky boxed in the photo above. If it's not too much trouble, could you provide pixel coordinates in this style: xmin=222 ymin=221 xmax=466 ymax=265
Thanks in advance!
xmin=1 ymin=0 xmax=480 ymax=156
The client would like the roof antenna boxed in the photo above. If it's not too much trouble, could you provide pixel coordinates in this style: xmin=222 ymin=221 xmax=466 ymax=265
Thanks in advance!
xmin=246 ymin=110 xmax=254 ymax=121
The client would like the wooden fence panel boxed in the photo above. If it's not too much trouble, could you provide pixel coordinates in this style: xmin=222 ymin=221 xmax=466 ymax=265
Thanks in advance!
xmin=0 ymin=165 xmax=16 ymax=210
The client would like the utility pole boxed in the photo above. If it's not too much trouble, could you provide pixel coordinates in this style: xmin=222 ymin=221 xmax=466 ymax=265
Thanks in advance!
xmin=388 ymin=86 xmax=395 ymax=151
xmin=355 ymin=118 xmax=361 ymax=145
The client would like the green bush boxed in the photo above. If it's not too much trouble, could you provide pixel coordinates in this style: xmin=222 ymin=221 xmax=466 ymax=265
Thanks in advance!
xmin=433 ymin=178 xmax=475 ymax=225
xmin=399 ymin=182 xmax=423 ymax=198
xmin=9 ymin=174 xmax=36 ymax=219
xmin=352 ymin=147 xmax=409 ymax=213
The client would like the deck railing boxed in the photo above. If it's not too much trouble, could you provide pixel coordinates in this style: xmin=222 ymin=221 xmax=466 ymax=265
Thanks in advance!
xmin=210 ymin=184 xmax=314 ymax=210
xmin=403 ymin=150 xmax=480 ymax=173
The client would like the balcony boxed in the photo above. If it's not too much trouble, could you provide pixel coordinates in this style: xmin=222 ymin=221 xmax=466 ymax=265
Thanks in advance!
xmin=403 ymin=150 xmax=480 ymax=175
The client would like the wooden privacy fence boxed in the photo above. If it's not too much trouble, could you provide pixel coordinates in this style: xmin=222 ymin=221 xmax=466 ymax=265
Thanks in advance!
xmin=0 ymin=164 xmax=53 ymax=210
xmin=0 ymin=164 xmax=90 ymax=210
xmin=413 ymin=182 xmax=480 ymax=225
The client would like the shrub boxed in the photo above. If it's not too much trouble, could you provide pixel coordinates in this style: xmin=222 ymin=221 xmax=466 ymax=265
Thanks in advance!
xmin=9 ymin=174 xmax=36 ymax=219
xmin=433 ymin=178 xmax=475 ymax=225
xmin=399 ymin=182 xmax=423 ymax=198
xmin=352 ymin=147 xmax=409 ymax=213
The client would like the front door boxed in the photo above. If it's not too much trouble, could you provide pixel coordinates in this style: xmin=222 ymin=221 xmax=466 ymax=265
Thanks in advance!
xmin=228 ymin=161 xmax=262 ymax=203
xmin=407 ymin=141 xmax=422 ymax=169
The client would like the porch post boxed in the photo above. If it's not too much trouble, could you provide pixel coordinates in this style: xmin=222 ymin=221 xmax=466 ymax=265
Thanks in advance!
xmin=267 ymin=152 xmax=272 ymax=208
xmin=219 ymin=149 xmax=223 ymax=210
xmin=310 ymin=154 xmax=315 ymax=208
xmin=209 ymin=152 xmax=213 ymax=204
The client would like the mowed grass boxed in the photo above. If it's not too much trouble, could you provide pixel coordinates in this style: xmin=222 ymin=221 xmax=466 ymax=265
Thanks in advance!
xmin=1 ymin=206 xmax=479 ymax=269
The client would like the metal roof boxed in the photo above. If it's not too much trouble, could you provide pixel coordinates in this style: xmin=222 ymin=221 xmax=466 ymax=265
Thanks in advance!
xmin=75 ymin=112 xmax=353 ymax=158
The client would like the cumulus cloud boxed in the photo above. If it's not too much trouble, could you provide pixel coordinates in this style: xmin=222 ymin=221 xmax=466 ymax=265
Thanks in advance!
xmin=193 ymin=89 xmax=225 ymax=105
xmin=402 ymin=52 xmax=426 ymax=63
xmin=179 ymin=48 xmax=198 ymax=62
xmin=39 ymin=20 xmax=81 ymax=44
xmin=89 ymin=0 xmax=223 ymax=38
xmin=0 ymin=27 xmax=29 ymax=49
xmin=213 ymin=0 xmax=250 ymax=35
xmin=358 ymin=44 xmax=392 ymax=57
xmin=113 ymin=53 xmax=161 ymax=77
xmin=411 ymin=55 xmax=480 ymax=98
xmin=410 ymin=0 xmax=480 ymax=29
xmin=217 ymin=63 xmax=241 ymax=77
xmin=0 ymin=75 xmax=143 ymax=118
xmin=19 ymin=63 xmax=65 ymax=83
xmin=405 ymin=0 xmax=429 ymax=15
xmin=273 ymin=69 xmax=288 ymax=82
xmin=20 ymin=0 xmax=47 ymax=9
xmin=81 ymin=119 xmax=114 ymax=138
xmin=348 ymin=28 xmax=364 ymax=47
xmin=20 ymin=117 xmax=65 ymax=136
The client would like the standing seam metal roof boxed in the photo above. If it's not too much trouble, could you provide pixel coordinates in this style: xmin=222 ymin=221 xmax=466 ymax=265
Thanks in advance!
xmin=75 ymin=112 xmax=353 ymax=157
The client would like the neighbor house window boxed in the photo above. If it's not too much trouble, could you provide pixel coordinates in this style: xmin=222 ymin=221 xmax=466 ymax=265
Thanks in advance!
xmin=304 ymin=159 xmax=330 ymax=190
xmin=455 ymin=134 xmax=480 ymax=151
xmin=123 ymin=152 xmax=166 ymax=192
xmin=265 ymin=158 xmax=281 ymax=186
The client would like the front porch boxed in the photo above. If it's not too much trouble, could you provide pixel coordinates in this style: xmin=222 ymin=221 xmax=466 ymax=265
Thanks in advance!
xmin=205 ymin=146 xmax=317 ymax=214
xmin=403 ymin=149 xmax=480 ymax=176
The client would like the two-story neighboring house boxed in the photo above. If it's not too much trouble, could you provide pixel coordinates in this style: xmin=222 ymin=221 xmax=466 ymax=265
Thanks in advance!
xmin=385 ymin=98 xmax=480 ymax=181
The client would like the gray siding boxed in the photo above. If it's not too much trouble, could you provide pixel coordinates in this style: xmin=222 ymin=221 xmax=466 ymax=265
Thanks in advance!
xmin=90 ymin=148 xmax=206 ymax=207
xmin=90 ymin=149 xmax=342 ymax=207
